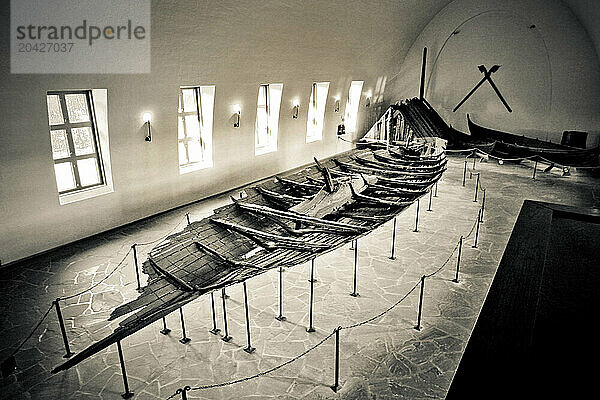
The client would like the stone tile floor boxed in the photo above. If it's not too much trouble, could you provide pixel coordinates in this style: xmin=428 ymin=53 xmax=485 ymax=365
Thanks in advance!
xmin=1 ymin=155 xmax=599 ymax=400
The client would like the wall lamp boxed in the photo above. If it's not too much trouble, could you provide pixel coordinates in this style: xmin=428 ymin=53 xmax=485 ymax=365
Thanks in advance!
xmin=292 ymin=99 xmax=299 ymax=119
xmin=365 ymin=92 xmax=372 ymax=108
xmin=233 ymin=104 xmax=241 ymax=128
xmin=334 ymin=96 xmax=340 ymax=113
xmin=142 ymin=112 xmax=152 ymax=142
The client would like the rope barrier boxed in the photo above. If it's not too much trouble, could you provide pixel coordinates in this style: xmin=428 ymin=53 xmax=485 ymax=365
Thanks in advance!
xmin=188 ymin=330 xmax=337 ymax=391
xmin=163 ymin=158 xmax=487 ymax=399
xmin=340 ymin=281 xmax=421 ymax=330
xmin=463 ymin=217 xmax=479 ymax=240
xmin=56 ymin=214 xmax=188 ymax=301
xmin=6 ymin=303 xmax=54 ymax=358
xmin=136 ymin=215 xmax=189 ymax=247
xmin=164 ymin=215 xmax=478 ymax=398
xmin=4 ymin=152 xmax=486 ymax=395
xmin=424 ymin=241 xmax=460 ymax=279
xmin=58 ymin=247 xmax=133 ymax=301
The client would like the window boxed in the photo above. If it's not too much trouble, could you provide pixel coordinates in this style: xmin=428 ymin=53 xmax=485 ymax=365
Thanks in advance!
xmin=255 ymin=83 xmax=283 ymax=155
xmin=178 ymin=86 xmax=215 ymax=173
xmin=46 ymin=91 xmax=105 ymax=195
xmin=306 ymin=82 xmax=330 ymax=143
xmin=344 ymin=80 xmax=364 ymax=134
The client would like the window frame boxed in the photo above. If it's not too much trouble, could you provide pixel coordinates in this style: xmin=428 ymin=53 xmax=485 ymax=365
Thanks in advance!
xmin=177 ymin=86 xmax=215 ymax=173
xmin=344 ymin=80 xmax=364 ymax=134
xmin=255 ymin=83 xmax=283 ymax=156
xmin=306 ymin=82 xmax=330 ymax=143
xmin=47 ymin=90 xmax=105 ymax=195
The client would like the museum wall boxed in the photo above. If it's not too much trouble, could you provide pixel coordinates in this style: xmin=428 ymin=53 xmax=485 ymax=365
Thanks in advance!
xmin=0 ymin=0 xmax=453 ymax=265
xmin=386 ymin=0 xmax=600 ymax=147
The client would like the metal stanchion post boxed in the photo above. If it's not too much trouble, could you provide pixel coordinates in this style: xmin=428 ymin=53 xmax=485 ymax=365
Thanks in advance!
xmin=178 ymin=307 xmax=190 ymax=344
xmin=414 ymin=275 xmax=425 ymax=331
xmin=389 ymin=218 xmax=397 ymax=260
xmin=532 ymin=160 xmax=538 ymax=180
xmin=54 ymin=299 xmax=74 ymax=358
xmin=221 ymin=288 xmax=230 ymax=299
xmin=132 ymin=244 xmax=141 ymax=292
xmin=462 ymin=160 xmax=467 ymax=186
xmin=427 ymin=189 xmax=433 ymax=212
xmin=330 ymin=326 xmax=341 ymax=393
xmin=434 ymin=182 xmax=438 ymax=197
xmin=453 ymin=236 xmax=463 ymax=283
xmin=473 ymin=173 xmax=480 ymax=202
xmin=472 ymin=210 xmax=482 ymax=248
xmin=243 ymin=282 xmax=255 ymax=353
xmin=480 ymin=189 xmax=486 ymax=223
xmin=307 ymin=259 xmax=316 ymax=332
xmin=221 ymin=288 xmax=232 ymax=342
xmin=116 ymin=340 xmax=134 ymax=399
xmin=160 ymin=316 xmax=171 ymax=335
xmin=209 ymin=292 xmax=220 ymax=334
xmin=413 ymin=199 xmax=420 ymax=232
xmin=186 ymin=213 xmax=191 ymax=225
xmin=276 ymin=267 xmax=286 ymax=321
xmin=350 ymin=240 xmax=359 ymax=297
xmin=472 ymin=155 xmax=476 ymax=169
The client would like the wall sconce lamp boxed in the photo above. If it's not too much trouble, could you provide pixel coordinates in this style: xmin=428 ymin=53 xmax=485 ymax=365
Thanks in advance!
xmin=233 ymin=104 xmax=241 ymax=128
xmin=365 ymin=95 xmax=372 ymax=108
xmin=292 ymin=99 xmax=299 ymax=119
xmin=334 ymin=97 xmax=340 ymax=113
xmin=142 ymin=112 xmax=152 ymax=142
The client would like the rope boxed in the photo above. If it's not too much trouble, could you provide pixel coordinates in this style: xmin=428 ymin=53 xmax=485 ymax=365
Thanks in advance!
xmin=136 ymin=215 xmax=188 ymax=247
xmin=341 ymin=280 xmax=421 ymax=330
xmin=165 ymin=388 xmax=186 ymax=400
xmin=7 ymin=303 xmax=54 ymax=357
xmin=58 ymin=214 xmax=187 ymax=301
xmin=186 ymin=330 xmax=336 ymax=391
xmin=163 ymin=219 xmax=478 ymax=398
xmin=463 ymin=216 xmax=479 ymax=240
xmin=166 ymin=232 xmax=469 ymax=396
xmin=58 ymin=247 xmax=133 ymax=301
xmin=160 ymin=159 xmax=487 ymax=398
xmin=424 ymin=241 xmax=460 ymax=279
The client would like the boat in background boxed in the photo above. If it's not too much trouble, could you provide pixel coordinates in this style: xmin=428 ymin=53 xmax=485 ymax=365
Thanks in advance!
xmin=467 ymin=115 xmax=600 ymax=168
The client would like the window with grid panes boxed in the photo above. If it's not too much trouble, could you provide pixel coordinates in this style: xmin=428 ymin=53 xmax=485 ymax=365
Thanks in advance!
xmin=178 ymin=86 xmax=215 ymax=173
xmin=46 ymin=91 xmax=105 ymax=194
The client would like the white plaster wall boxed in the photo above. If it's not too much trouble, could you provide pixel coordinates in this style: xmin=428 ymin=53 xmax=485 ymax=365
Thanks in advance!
xmin=0 ymin=0 xmax=451 ymax=265
xmin=387 ymin=0 xmax=600 ymax=146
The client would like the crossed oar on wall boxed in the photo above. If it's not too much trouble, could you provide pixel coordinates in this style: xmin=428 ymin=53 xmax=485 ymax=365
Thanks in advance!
xmin=453 ymin=65 xmax=512 ymax=113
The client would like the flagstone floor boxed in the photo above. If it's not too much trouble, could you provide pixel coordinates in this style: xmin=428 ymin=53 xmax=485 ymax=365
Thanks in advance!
xmin=1 ymin=155 xmax=599 ymax=400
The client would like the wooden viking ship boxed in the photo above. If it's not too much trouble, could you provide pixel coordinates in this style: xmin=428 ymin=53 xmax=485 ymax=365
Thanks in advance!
xmin=51 ymin=135 xmax=447 ymax=374
xmin=467 ymin=115 xmax=600 ymax=168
